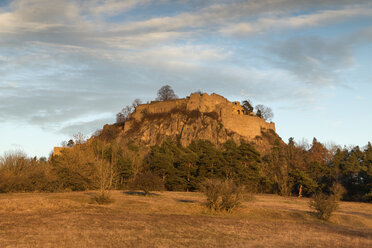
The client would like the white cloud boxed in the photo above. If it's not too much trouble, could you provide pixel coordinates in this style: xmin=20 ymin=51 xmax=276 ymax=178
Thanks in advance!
xmin=221 ymin=6 xmax=372 ymax=36
xmin=88 ymin=0 xmax=152 ymax=16
xmin=0 ymin=0 xmax=371 ymax=135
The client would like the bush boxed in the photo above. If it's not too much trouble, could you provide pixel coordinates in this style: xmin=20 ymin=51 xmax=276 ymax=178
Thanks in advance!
xmin=309 ymin=193 xmax=339 ymax=220
xmin=202 ymin=178 xmax=244 ymax=212
xmin=91 ymin=191 xmax=114 ymax=205
xmin=130 ymin=171 xmax=163 ymax=196
xmin=363 ymin=190 xmax=372 ymax=202
xmin=330 ymin=182 xmax=346 ymax=201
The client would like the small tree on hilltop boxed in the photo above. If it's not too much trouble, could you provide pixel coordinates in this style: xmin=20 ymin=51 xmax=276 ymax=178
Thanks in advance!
xmin=241 ymin=100 xmax=254 ymax=114
xmin=132 ymin=98 xmax=142 ymax=108
xmin=116 ymin=105 xmax=133 ymax=123
xmin=116 ymin=99 xmax=142 ymax=124
xmin=156 ymin=85 xmax=178 ymax=101
xmin=255 ymin=104 xmax=273 ymax=121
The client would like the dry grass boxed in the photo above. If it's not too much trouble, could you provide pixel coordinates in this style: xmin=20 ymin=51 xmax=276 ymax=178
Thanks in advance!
xmin=0 ymin=191 xmax=371 ymax=247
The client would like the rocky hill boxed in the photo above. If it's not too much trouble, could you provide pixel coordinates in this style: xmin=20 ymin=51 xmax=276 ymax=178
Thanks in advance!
xmin=115 ymin=93 xmax=281 ymax=154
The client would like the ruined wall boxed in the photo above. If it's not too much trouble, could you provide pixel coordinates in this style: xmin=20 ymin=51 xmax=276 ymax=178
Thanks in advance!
xmin=222 ymin=115 xmax=275 ymax=139
xmin=186 ymin=93 xmax=230 ymax=112
xmin=52 ymin=147 xmax=72 ymax=156
xmin=124 ymin=92 xmax=275 ymax=139
xmin=131 ymin=98 xmax=188 ymax=121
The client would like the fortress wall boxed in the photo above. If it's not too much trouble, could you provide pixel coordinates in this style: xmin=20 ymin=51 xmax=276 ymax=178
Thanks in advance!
xmin=222 ymin=115 xmax=275 ymax=139
xmin=131 ymin=99 xmax=188 ymax=121
xmin=187 ymin=93 xmax=229 ymax=113
xmin=124 ymin=92 xmax=276 ymax=139
xmin=52 ymin=147 xmax=72 ymax=156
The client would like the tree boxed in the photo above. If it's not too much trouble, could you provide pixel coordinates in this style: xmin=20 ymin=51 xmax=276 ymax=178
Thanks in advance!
xmin=189 ymin=140 xmax=224 ymax=180
xmin=241 ymin=100 xmax=254 ymax=114
xmin=131 ymin=170 xmax=163 ymax=196
xmin=192 ymin=90 xmax=204 ymax=94
xmin=309 ymin=192 xmax=339 ymax=220
xmin=132 ymin=98 xmax=142 ymax=108
xmin=156 ymin=85 xmax=178 ymax=101
xmin=116 ymin=105 xmax=133 ymax=123
xmin=73 ymin=132 xmax=86 ymax=145
xmin=91 ymin=140 xmax=118 ymax=203
xmin=262 ymin=139 xmax=291 ymax=195
xmin=67 ymin=139 xmax=75 ymax=147
xmin=255 ymin=104 xmax=273 ymax=121
xmin=116 ymin=99 xmax=142 ymax=124
xmin=202 ymin=178 xmax=245 ymax=212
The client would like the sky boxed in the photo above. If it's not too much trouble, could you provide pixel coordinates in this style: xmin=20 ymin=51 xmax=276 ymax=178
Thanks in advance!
xmin=0 ymin=0 xmax=371 ymax=157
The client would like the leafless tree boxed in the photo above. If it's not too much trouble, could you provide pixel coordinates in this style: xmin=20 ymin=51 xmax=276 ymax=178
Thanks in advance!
xmin=255 ymin=104 xmax=274 ymax=121
xmin=156 ymin=85 xmax=178 ymax=101
xmin=116 ymin=105 xmax=133 ymax=123
xmin=73 ymin=132 xmax=86 ymax=145
xmin=132 ymin=98 xmax=142 ymax=108
xmin=116 ymin=99 xmax=142 ymax=124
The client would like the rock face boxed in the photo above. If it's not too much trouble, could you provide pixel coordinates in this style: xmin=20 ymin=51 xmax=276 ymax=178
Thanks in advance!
xmin=121 ymin=93 xmax=280 ymax=153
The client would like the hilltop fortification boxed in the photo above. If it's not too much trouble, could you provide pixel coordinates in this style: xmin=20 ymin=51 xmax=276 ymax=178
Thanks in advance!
xmin=122 ymin=93 xmax=277 ymax=151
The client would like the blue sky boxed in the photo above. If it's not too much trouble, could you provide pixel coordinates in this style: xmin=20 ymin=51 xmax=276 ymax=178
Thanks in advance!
xmin=0 ymin=0 xmax=371 ymax=157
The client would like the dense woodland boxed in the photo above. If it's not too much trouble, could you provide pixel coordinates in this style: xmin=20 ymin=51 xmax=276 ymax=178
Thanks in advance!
xmin=0 ymin=132 xmax=371 ymax=202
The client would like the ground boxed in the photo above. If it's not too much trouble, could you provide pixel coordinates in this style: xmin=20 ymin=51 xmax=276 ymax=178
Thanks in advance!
xmin=0 ymin=191 xmax=371 ymax=247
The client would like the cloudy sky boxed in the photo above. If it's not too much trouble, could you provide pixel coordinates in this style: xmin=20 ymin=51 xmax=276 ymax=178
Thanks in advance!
xmin=1 ymin=0 xmax=371 ymax=157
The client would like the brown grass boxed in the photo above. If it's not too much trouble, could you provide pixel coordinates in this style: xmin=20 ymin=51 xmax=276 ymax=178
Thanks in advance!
xmin=0 ymin=191 xmax=371 ymax=247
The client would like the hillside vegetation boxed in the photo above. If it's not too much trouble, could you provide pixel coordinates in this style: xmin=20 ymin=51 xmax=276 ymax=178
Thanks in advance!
xmin=0 ymin=88 xmax=371 ymax=202
xmin=1 ymin=136 xmax=371 ymax=203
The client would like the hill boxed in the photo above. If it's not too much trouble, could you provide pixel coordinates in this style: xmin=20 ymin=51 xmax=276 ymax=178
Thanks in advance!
xmin=111 ymin=92 xmax=280 ymax=155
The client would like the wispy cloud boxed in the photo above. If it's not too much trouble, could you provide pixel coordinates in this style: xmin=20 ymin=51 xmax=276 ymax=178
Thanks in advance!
xmin=0 ymin=0 xmax=371 ymax=139
xmin=264 ymin=36 xmax=354 ymax=86
xmin=221 ymin=6 xmax=372 ymax=36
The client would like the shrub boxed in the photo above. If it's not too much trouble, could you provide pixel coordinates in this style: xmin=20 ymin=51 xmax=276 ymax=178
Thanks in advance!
xmin=91 ymin=191 xmax=114 ymax=205
xmin=99 ymin=125 xmax=120 ymax=142
xmin=309 ymin=193 xmax=339 ymax=220
xmin=330 ymin=182 xmax=346 ymax=201
xmin=203 ymin=111 xmax=219 ymax=120
xmin=130 ymin=171 xmax=163 ymax=196
xmin=363 ymin=190 xmax=372 ymax=202
xmin=202 ymin=178 xmax=244 ymax=212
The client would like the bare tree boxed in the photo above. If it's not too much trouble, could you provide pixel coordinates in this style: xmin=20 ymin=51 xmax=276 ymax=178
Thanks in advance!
xmin=132 ymin=98 xmax=142 ymax=108
xmin=61 ymin=139 xmax=74 ymax=147
xmin=116 ymin=99 xmax=142 ymax=124
xmin=116 ymin=105 xmax=133 ymax=123
xmin=92 ymin=140 xmax=118 ymax=204
xmin=255 ymin=104 xmax=274 ymax=121
xmin=73 ymin=132 xmax=86 ymax=145
xmin=156 ymin=85 xmax=178 ymax=101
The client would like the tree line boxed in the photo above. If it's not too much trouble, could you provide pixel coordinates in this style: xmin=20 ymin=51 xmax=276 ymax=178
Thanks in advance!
xmin=0 ymin=133 xmax=371 ymax=202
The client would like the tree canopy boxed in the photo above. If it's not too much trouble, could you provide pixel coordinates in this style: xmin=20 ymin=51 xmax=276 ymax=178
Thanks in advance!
xmin=255 ymin=104 xmax=274 ymax=121
xmin=156 ymin=85 xmax=178 ymax=101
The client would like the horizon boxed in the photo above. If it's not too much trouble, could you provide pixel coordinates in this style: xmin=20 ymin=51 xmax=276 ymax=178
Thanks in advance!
xmin=1 ymin=0 xmax=372 ymax=157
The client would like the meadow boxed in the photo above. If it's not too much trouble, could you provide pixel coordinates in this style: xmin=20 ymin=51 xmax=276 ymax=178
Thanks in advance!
xmin=0 ymin=191 xmax=371 ymax=247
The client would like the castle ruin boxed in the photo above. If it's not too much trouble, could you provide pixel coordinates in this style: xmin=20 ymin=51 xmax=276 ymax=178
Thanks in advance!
xmin=124 ymin=93 xmax=275 ymax=140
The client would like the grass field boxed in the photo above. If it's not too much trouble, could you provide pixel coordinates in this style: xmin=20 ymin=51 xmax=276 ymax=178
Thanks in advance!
xmin=0 ymin=191 xmax=371 ymax=247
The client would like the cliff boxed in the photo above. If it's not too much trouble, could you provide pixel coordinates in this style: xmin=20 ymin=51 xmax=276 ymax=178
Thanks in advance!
xmin=120 ymin=93 xmax=280 ymax=154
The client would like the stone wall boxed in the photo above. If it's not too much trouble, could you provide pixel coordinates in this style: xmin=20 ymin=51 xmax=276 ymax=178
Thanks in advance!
xmin=52 ymin=147 xmax=72 ymax=156
xmin=124 ymin=93 xmax=275 ymax=139
xmin=131 ymin=98 xmax=188 ymax=121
